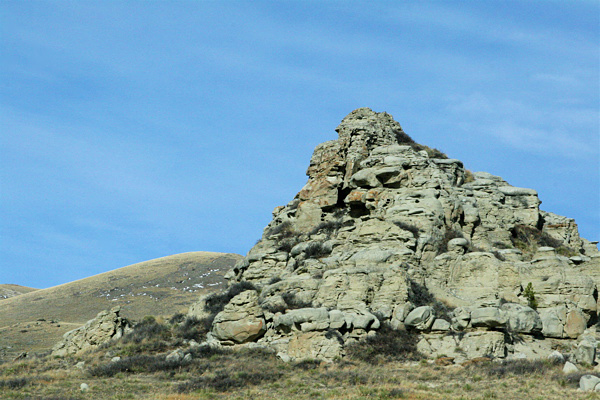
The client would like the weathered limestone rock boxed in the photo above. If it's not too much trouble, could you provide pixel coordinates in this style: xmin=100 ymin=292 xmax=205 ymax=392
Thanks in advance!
xmin=576 ymin=340 xmax=597 ymax=365
xmin=417 ymin=331 xmax=506 ymax=362
xmin=52 ymin=307 xmax=132 ymax=357
xmin=563 ymin=361 xmax=578 ymax=374
xmin=404 ymin=306 xmax=435 ymax=330
xmin=501 ymin=303 xmax=542 ymax=333
xmin=212 ymin=290 xmax=266 ymax=344
xmin=579 ymin=375 xmax=600 ymax=392
xmin=200 ymin=107 xmax=599 ymax=361
xmin=470 ymin=307 xmax=507 ymax=328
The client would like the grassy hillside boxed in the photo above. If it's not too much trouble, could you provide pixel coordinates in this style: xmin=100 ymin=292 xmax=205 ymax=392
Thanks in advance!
xmin=0 ymin=284 xmax=38 ymax=300
xmin=0 ymin=252 xmax=241 ymax=361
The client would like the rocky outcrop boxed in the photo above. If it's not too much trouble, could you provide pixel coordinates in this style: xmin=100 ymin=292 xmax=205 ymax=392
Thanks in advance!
xmin=52 ymin=306 xmax=132 ymax=357
xmin=191 ymin=108 xmax=599 ymax=362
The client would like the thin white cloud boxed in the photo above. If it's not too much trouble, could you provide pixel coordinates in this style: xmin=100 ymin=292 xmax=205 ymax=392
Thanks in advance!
xmin=445 ymin=92 xmax=598 ymax=158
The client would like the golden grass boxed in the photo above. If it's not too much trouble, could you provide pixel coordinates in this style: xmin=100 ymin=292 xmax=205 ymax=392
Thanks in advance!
xmin=1 ymin=345 xmax=598 ymax=400
xmin=0 ymin=252 xmax=241 ymax=361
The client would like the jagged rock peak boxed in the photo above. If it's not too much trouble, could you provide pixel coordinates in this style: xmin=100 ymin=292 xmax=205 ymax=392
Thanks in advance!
xmin=336 ymin=107 xmax=413 ymax=151
xmin=193 ymin=108 xmax=599 ymax=364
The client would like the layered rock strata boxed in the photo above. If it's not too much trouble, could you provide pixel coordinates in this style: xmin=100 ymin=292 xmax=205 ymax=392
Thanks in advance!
xmin=194 ymin=108 xmax=599 ymax=362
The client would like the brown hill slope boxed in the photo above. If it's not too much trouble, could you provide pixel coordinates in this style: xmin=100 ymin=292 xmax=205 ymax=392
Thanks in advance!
xmin=0 ymin=251 xmax=241 ymax=360
xmin=0 ymin=284 xmax=38 ymax=300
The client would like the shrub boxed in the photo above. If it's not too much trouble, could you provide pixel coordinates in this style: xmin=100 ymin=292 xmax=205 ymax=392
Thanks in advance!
xmin=310 ymin=220 xmax=343 ymax=237
xmin=438 ymin=228 xmax=465 ymax=254
xmin=304 ymin=241 xmax=331 ymax=259
xmin=203 ymin=281 xmax=257 ymax=316
xmin=523 ymin=282 xmax=538 ymax=310
xmin=410 ymin=279 xmax=453 ymax=320
xmin=464 ymin=169 xmax=475 ymax=183
xmin=277 ymin=236 xmax=300 ymax=253
xmin=510 ymin=225 xmax=577 ymax=259
xmin=88 ymin=354 xmax=192 ymax=377
xmin=467 ymin=358 xmax=561 ymax=378
xmin=558 ymin=371 xmax=600 ymax=388
xmin=393 ymin=221 xmax=420 ymax=238
xmin=266 ymin=221 xmax=295 ymax=238
xmin=123 ymin=317 xmax=171 ymax=345
xmin=293 ymin=358 xmax=322 ymax=370
xmin=174 ymin=316 xmax=211 ymax=340
xmin=281 ymin=292 xmax=312 ymax=309
xmin=345 ymin=325 xmax=422 ymax=364
xmin=0 ymin=377 xmax=29 ymax=389
xmin=168 ymin=313 xmax=186 ymax=325
xmin=177 ymin=370 xmax=282 ymax=393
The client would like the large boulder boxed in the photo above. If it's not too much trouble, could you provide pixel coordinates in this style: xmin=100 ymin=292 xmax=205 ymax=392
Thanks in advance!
xmin=404 ymin=306 xmax=435 ymax=330
xmin=501 ymin=303 xmax=542 ymax=333
xmin=212 ymin=290 xmax=266 ymax=344
xmin=52 ymin=306 xmax=132 ymax=357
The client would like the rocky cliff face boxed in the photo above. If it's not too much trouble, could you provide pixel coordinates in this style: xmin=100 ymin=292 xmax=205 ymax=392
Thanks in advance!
xmin=194 ymin=108 xmax=599 ymax=363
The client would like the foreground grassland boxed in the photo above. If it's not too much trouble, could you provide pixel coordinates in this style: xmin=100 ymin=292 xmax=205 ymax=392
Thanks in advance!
xmin=1 ymin=350 xmax=599 ymax=400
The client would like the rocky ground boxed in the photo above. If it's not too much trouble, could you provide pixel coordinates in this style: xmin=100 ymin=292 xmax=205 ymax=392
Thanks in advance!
xmin=1 ymin=313 xmax=599 ymax=399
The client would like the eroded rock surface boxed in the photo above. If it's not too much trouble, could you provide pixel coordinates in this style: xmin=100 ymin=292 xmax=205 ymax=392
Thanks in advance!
xmin=52 ymin=306 xmax=132 ymax=357
xmin=192 ymin=108 xmax=599 ymax=362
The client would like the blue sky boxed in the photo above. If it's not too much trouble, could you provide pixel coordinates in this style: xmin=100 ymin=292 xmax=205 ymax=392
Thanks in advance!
xmin=1 ymin=1 xmax=598 ymax=289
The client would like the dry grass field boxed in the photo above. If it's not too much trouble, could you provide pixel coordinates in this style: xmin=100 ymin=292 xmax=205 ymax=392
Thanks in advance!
xmin=0 ymin=344 xmax=598 ymax=399
xmin=0 ymin=284 xmax=38 ymax=300
xmin=0 ymin=252 xmax=241 ymax=361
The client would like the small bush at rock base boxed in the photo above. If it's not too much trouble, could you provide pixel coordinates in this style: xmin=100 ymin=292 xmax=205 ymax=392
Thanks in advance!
xmin=310 ymin=220 xmax=343 ymax=237
xmin=203 ymin=281 xmax=257 ymax=316
xmin=438 ymin=228 xmax=465 ymax=254
xmin=122 ymin=317 xmax=170 ymax=345
xmin=345 ymin=325 xmax=422 ymax=364
xmin=174 ymin=316 xmax=211 ymax=340
xmin=265 ymin=220 xmax=295 ymax=239
xmin=465 ymin=358 xmax=561 ymax=378
xmin=88 ymin=354 xmax=193 ymax=377
xmin=409 ymin=279 xmax=454 ymax=320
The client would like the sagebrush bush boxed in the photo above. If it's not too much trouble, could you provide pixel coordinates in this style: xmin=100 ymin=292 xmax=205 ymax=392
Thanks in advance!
xmin=510 ymin=225 xmax=577 ymax=259
xmin=281 ymin=292 xmax=312 ymax=309
xmin=88 ymin=354 xmax=193 ymax=377
xmin=345 ymin=325 xmax=422 ymax=364
xmin=438 ymin=228 xmax=465 ymax=254
xmin=277 ymin=236 xmax=300 ymax=253
xmin=203 ymin=281 xmax=257 ymax=316
xmin=0 ymin=377 xmax=29 ymax=389
xmin=409 ymin=279 xmax=453 ymax=320
xmin=304 ymin=241 xmax=331 ymax=259
xmin=310 ymin=220 xmax=343 ymax=236
xmin=123 ymin=317 xmax=171 ymax=345
xmin=393 ymin=221 xmax=420 ymax=238
xmin=466 ymin=358 xmax=561 ymax=378
xmin=266 ymin=221 xmax=295 ymax=238
xmin=174 ymin=316 xmax=211 ymax=340
xmin=177 ymin=370 xmax=282 ymax=393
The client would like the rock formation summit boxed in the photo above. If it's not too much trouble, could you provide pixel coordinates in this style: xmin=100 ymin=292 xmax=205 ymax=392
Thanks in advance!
xmin=194 ymin=108 xmax=599 ymax=362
